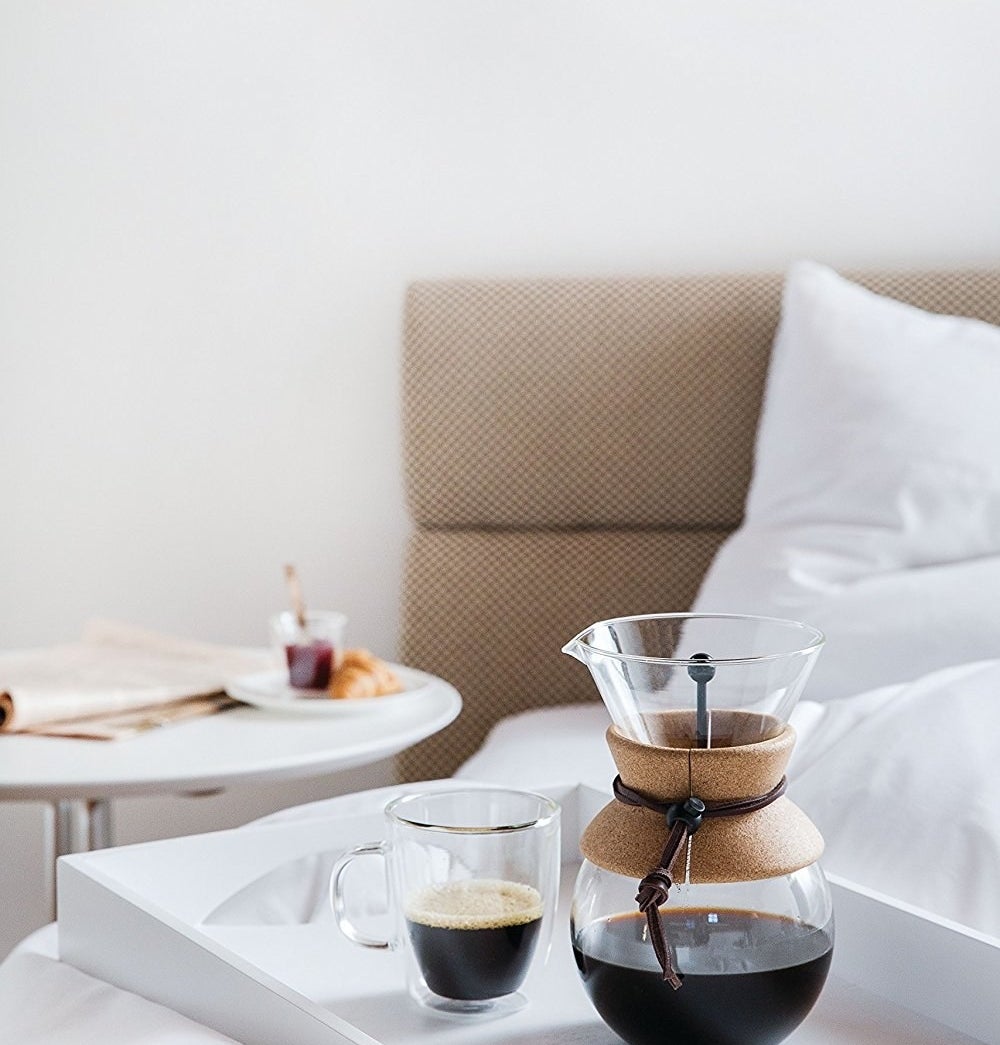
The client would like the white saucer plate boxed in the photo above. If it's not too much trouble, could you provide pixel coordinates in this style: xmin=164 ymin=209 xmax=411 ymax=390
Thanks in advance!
xmin=225 ymin=664 xmax=434 ymax=715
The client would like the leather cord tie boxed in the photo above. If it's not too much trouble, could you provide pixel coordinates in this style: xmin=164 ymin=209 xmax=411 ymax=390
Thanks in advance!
xmin=612 ymin=774 xmax=788 ymax=989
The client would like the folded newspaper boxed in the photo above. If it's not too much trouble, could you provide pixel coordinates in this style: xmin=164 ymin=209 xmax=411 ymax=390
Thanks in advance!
xmin=0 ymin=620 xmax=275 ymax=740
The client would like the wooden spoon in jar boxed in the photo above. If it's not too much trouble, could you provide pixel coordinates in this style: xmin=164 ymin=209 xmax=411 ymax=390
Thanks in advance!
xmin=284 ymin=563 xmax=308 ymax=632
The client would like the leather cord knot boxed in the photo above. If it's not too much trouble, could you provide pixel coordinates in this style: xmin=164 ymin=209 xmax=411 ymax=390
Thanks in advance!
xmin=611 ymin=774 xmax=787 ymax=989
xmin=636 ymin=868 xmax=673 ymax=904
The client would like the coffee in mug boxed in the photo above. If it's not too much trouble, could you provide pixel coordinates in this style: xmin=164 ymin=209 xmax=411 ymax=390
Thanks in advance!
xmin=405 ymin=879 xmax=544 ymax=1000
xmin=331 ymin=787 xmax=560 ymax=1016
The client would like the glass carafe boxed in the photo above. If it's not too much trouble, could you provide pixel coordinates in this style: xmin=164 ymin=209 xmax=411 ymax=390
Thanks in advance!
xmin=564 ymin=613 xmax=832 ymax=1045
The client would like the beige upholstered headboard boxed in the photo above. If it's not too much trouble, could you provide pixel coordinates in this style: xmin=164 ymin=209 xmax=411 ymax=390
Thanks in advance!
xmin=397 ymin=270 xmax=1000 ymax=781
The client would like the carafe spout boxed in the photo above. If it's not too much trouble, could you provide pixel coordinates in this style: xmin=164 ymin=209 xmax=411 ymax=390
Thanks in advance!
xmin=560 ymin=635 xmax=589 ymax=666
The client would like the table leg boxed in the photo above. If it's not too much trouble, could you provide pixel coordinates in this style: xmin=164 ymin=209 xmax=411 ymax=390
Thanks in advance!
xmin=55 ymin=800 xmax=84 ymax=857
xmin=54 ymin=798 xmax=113 ymax=855
xmin=87 ymin=798 xmax=111 ymax=850
xmin=51 ymin=798 xmax=113 ymax=917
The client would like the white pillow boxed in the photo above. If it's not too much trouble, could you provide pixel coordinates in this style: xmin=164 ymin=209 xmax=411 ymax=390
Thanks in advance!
xmin=694 ymin=260 xmax=1000 ymax=701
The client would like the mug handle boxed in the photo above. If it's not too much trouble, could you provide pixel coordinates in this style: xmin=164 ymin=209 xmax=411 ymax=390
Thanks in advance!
xmin=330 ymin=841 xmax=391 ymax=950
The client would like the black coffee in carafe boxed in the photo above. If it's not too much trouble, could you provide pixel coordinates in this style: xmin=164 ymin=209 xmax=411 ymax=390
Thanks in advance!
xmin=573 ymin=908 xmax=833 ymax=1045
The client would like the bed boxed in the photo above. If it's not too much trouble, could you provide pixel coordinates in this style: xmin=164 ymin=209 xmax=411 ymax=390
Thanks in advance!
xmin=4 ymin=260 xmax=1000 ymax=1040
xmin=400 ymin=261 xmax=1000 ymax=939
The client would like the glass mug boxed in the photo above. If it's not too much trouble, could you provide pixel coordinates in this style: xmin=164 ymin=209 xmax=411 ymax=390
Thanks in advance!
xmin=330 ymin=787 xmax=561 ymax=1016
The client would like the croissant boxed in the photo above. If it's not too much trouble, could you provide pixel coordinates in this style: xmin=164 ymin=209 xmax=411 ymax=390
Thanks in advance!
xmin=329 ymin=648 xmax=404 ymax=699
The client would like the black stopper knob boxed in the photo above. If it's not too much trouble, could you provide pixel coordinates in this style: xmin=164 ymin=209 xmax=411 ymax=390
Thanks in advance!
xmin=667 ymin=796 xmax=706 ymax=832
xmin=687 ymin=652 xmax=716 ymax=684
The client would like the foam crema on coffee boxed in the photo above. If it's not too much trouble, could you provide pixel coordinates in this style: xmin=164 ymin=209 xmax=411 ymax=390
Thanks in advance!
xmin=406 ymin=879 xmax=542 ymax=928
xmin=404 ymin=879 xmax=544 ymax=1001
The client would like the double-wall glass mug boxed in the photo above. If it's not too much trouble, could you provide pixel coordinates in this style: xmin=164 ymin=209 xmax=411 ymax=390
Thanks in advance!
xmin=331 ymin=787 xmax=561 ymax=1017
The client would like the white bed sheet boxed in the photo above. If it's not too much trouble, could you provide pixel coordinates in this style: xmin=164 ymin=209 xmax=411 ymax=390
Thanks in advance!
xmin=0 ymin=925 xmax=242 ymax=1044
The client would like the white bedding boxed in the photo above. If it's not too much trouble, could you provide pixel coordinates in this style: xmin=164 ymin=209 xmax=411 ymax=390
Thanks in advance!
xmin=0 ymin=932 xmax=242 ymax=1045
xmin=457 ymin=659 xmax=1000 ymax=939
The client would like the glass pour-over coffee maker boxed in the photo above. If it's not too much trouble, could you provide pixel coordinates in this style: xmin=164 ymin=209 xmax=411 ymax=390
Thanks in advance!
xmin=564 ymin=613 xmax=832 ymax=1045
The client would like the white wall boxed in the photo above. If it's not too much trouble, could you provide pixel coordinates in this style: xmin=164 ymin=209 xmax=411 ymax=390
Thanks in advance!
xmin=2 ymin=0 xmax=999 ymax=956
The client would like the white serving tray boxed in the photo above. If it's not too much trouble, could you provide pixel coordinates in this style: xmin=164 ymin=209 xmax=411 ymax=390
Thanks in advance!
xmin=57 ymin=782 xmax=1000 ymax=1045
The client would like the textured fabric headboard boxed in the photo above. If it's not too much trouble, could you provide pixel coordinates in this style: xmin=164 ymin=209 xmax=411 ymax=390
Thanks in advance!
xmin=397 ymin=270 xmax=1000 ymax=781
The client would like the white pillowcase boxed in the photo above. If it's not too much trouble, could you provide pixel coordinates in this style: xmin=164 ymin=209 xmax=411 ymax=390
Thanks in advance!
xmin=694 ymin=260 xmax=1000 ymax=701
